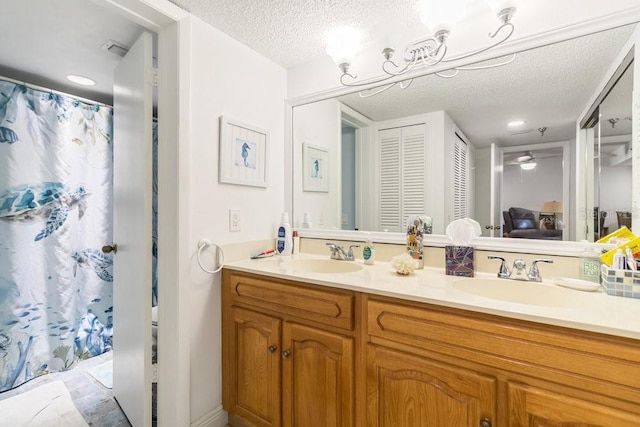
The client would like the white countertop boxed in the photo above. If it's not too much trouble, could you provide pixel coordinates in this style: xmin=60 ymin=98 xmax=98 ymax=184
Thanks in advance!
xmin=224 ymin=253 xmax=640 ymax=340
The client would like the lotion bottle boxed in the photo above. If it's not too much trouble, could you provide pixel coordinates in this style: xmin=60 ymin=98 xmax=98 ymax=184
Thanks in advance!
xmin=276 ymin=212 xmax=293 ymax=255
xmin=579 ymin=243 xmax=601 ymax=283
xmin=363 ymin=233 xmax=375 ymax=265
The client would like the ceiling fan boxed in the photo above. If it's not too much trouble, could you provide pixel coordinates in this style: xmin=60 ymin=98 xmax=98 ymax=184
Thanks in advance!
xmin=504 ymin=150 xmax=561 ymax=167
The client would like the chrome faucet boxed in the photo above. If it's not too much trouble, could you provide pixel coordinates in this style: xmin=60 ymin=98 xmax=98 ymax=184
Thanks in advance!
xmin=326 ymin=242 xmax=360 ymax=261
xmin=487 ymin=256 xmax=553 ymax=282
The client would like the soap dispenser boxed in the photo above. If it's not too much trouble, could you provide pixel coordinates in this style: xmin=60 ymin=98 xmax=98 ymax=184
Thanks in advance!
xmin=363 ymin=233 xmax=375 ymax=265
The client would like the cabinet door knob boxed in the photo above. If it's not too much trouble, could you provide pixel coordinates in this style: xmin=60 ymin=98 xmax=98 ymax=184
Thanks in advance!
xmin=282 ymin=350 xmax=291 ymax=359
xmin=268 ymin=345 xmax=277 ymax=353
xmin=479 ymin=418 xmax=492 ymax=427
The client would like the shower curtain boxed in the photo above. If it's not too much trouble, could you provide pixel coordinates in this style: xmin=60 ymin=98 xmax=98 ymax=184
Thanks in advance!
xmin=0 ymin=80 xmax=114 ymax=391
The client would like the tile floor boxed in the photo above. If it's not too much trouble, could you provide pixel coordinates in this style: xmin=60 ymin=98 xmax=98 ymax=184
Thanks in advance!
xmin=0 ymin=351 xmax=132 ymax=426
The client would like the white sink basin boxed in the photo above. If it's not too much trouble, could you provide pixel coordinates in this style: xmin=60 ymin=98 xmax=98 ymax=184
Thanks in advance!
xmin=452 ymin=278 xmax=584 ymax=307
xmin=280 ymin=259 xmax=363 ymax=274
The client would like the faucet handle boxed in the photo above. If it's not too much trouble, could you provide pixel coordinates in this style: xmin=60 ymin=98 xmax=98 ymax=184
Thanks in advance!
xmin=528 ymin=259 xmax=553 ymax=282
xmin=487 ymin=256 xmax=510 ymax=278
xmin=326 ymin=242 xmax=341 ymax=259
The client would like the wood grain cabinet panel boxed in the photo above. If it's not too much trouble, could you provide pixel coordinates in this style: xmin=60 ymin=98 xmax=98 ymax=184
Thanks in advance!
xmin=282 ymin=323 xmax=354 ymax=427
xmin=226 ymin=272 xmax=354 ymax=330
xmin=367 ymin=345 xmax=496 ymax=427
xmin=508 ymin=382 xmax=640 ymax=426
xmin=225 ymin=306 xmax=281 ymax=427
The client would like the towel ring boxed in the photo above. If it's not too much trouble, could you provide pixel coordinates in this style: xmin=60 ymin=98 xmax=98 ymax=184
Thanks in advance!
xmin=197 ymin=240 xmax=225 ymax=274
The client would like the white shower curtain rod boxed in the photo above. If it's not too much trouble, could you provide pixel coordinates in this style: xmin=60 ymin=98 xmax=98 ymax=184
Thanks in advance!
xmin=0 ymin=74 xmax=112 ymax=108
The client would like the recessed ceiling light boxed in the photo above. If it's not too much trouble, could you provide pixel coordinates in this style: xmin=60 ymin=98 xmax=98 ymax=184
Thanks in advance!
xmin=508 ymin=120 xmax=525 ymax=127
xmin=66 ymin=75 xmax=95 ymax=86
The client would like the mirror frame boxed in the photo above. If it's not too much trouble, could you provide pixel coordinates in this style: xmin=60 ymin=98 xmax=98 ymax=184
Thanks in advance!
xmin=285 ymin=10 xmax=640 ymax=257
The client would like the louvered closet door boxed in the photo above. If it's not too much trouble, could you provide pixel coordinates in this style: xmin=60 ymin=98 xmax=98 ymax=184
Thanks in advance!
xmin=379 ymin=128 xmax=401 ymax=231
xmin=401 ymin=124 xmax=427 ymax=223
xmin=453 ymin=136 xmax=468 ymax=220
xmin=378 ymin=124 xmax=426 ymax=232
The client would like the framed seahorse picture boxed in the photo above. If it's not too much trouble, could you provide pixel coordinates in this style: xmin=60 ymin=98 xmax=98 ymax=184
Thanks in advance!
xmin=219 ymin=116 xmax=269 ymax=187
xmin=302 ymin=142 xmax=329 ymax=192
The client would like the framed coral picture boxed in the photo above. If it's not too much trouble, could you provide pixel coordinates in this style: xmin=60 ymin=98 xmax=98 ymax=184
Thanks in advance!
xmin=219 ymin=116 xmax=268 ymax=187
xmin=302 ymin=142 xmax=329 ymax=192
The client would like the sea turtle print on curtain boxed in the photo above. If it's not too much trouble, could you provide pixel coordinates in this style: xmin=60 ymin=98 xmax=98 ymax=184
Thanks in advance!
xmin=0 ymin=80 xmax=113 ymax=392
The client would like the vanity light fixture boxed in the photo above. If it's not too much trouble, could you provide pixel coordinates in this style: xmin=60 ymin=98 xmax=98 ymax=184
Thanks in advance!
xmin=66 ymin=75 xmax=95 ymax=86
xmin=326 ymin=0 xmax=519 ymax=92
xmin=520 ymin=161 xmax=537 ymax=171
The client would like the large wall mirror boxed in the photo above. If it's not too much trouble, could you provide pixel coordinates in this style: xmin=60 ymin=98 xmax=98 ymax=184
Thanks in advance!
xmin=292 ymin=22 xmax=639 ymax=244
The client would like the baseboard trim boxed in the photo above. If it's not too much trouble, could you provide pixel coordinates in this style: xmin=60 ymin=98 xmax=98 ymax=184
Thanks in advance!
xmin=191 ymin=405 xmax=228 ymax=427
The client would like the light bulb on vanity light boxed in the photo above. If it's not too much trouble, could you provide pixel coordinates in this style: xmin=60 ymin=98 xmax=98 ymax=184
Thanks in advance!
xmin=325 ymin=27 xmax=362 ymax=74
xmin=417 ymin=0 xmax=467 ymax=39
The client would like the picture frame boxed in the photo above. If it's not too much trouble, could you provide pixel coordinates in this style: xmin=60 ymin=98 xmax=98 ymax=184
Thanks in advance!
xmin=302 ymin=142 xmax=329 ymax=192
xmin=219 ymin=116 xmax=268 ymax=187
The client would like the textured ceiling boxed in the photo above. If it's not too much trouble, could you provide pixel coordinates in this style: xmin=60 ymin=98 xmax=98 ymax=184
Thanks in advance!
xmin=169 ymin=0 xmax=487 ymax=68
xmin=337 ymin=24 xmax=636 ymax=148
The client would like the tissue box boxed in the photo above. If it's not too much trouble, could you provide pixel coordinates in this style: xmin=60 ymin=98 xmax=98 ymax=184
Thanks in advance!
xmin=601 ymin=264 xmax=640 ymax=299
xmin=445 ymin=246 xmax=474 ymax=277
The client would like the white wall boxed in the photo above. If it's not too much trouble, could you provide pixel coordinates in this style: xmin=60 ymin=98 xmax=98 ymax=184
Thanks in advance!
xmin=600 ymin=165 xmax=632 ymax=228
xmin=502 ymin=157 xmax=563 ymax=214
xmin=292 ymin=99 xmax=342 ymax=229
xmin=182 ymin=16 xmax=286 ymax=423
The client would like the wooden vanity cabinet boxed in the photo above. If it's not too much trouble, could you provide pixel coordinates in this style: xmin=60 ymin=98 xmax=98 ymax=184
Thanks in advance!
xmin=222 ymin=270 xmax=356 ymax=427
xmin=367 ymin=296 xmax=640 ymax=427
xmin=223 ymin=270 xmax=640 ymax=427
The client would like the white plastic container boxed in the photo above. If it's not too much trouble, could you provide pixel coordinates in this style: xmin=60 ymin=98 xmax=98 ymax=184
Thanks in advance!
xmin=579 ymin=245 xmax=601 ymax=283
xmin=292 ymin=230 xmax=300 ymax=255
xmin=276 ymin=212 xmax=293 ymax=255
xmin=363 ymin=234 xmax=375 ymax=265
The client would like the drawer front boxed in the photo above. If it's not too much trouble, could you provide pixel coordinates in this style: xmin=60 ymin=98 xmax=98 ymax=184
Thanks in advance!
xmin=367 ymin=297 xmax=640 ymax=397
xmin=226 ymin=272 xmax=354 ymax=330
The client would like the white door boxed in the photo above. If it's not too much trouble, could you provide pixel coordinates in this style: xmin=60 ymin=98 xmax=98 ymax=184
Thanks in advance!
xmin=490 ymin=143 xmax=503 ymax=237
xmin=113 ymin=31 xmax=154 ymax=427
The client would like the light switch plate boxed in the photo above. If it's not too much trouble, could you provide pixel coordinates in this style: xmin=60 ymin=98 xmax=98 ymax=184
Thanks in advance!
xmin=229 ymin=209 xmax=241 ymax=232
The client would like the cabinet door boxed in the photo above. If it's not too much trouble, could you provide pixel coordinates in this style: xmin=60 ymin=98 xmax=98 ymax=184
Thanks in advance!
xmin=508 ymin=382 xmax=640 ymax=426
xmin=282 ymin=322 xmax=354 ymax=427
xmin=228 ymin=306 xmax=281 ymax=427
xmin=367 ymin=345 xmax=496 ymax=427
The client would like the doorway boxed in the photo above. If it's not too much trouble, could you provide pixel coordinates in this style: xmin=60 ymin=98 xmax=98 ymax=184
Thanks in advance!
xmin=0 ymin=0 xmax=183 ymax=424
